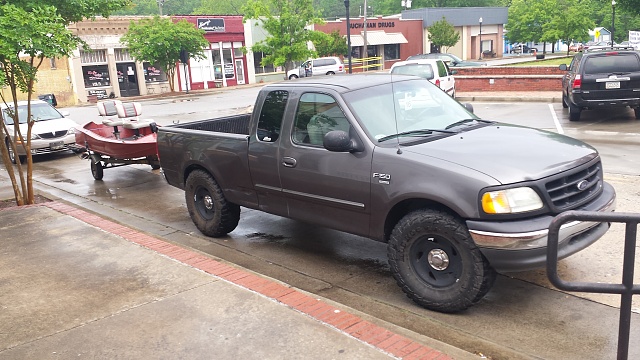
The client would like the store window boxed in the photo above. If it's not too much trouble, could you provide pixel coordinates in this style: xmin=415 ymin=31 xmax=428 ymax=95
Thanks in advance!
xmin=212 ymin=47 xmax=234 ymax=79
xmin=143 ymin=62 xmax=168 ymax=82
xmin=83 ymin=65 xmax=110 ymax=88
xmin=384 ymin=44 xmax=400 ymax=60
xmin=253 ymin=52 xmax=275 ymax=74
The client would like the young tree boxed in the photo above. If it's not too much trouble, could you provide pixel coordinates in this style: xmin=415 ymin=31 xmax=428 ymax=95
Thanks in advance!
xmin=310 ymin=30 xmax=348 ymax=57
xmin=243 ymin=0 xmax=324 ymax=79
xmin=506 ymin=0 xmax=554 ymax=53
xmin=0 ymin=0 xmax=128 ymax=206
xmin=121 ymin=16 xmax=209 ymax=92
xmin=545 ymin=0 xmax=594 ymax=55
xmin=427 ymin=17 xmax=460 ymax=53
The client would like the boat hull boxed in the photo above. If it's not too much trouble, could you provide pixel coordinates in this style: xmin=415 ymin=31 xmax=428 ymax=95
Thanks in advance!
xmin=75 ymin=121 xmax=158 ymax=159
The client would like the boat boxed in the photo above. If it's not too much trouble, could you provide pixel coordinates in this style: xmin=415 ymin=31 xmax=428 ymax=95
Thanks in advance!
xmin=74 ymin=100 xmax=160 ymax=180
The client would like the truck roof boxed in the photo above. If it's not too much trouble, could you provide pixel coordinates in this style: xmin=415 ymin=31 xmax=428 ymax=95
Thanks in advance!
xmin=265 ymin=73 xmax=418 ymax=93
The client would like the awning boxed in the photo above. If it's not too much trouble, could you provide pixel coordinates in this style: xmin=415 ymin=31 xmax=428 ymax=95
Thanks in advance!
xmin=349 ymin=31 xmax=408 ymax=47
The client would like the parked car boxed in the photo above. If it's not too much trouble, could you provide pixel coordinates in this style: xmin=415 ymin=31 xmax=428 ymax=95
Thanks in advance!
xmin=390 ymin=59 xmax=457 ymax=97
xmin=406 ymin=53 xmax=487 ymax=67
xmin=287 ymin=57 xmax=344 ymax=79
xmin=584 ymin=41 xmax=615 ymax=50
xmin=1 ymin=99 xmax=77 ymax=164
xmin=559 ymin=46 xmax=640 ymax=121
xmin=569 ymin=43 xmax=584 ymax=52
xmin=510 ymin=44 xmax=534 ymax=54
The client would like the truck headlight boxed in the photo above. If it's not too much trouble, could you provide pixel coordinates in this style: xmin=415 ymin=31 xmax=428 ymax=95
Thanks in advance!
xmin=481 ymin=187 xmax=543 ymax=214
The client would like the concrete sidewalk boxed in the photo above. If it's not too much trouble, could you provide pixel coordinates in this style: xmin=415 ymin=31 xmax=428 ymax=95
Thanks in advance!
xmin=0 ymin=196 xmax=475 ymax=359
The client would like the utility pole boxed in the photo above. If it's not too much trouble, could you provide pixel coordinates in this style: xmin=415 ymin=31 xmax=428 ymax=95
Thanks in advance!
xmin=157 ymin=0 xmax=165 ymax=15
xmin=363 ymin=0 xmax=367 ymax=71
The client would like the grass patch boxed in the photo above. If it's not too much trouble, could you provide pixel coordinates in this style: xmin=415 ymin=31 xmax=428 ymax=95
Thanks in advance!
xmin=509 ymin=55 xmax=574 ymax=66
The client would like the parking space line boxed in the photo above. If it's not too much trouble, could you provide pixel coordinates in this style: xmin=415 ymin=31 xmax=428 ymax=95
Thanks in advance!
xmin=548 ymin=104 xmax=564 ymax=134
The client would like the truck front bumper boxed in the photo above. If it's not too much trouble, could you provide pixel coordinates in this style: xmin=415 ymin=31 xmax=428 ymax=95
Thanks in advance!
xmin=467 ymin=182 xmax=616 ymax=272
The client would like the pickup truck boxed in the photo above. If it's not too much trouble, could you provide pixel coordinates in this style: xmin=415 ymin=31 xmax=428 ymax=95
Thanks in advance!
xmin=157 ymin=74 xmax=616 ymax=313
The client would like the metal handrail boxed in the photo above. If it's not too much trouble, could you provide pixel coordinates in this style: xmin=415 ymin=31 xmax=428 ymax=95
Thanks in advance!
xmin=547 ymin=210 xmax=640 ymax=360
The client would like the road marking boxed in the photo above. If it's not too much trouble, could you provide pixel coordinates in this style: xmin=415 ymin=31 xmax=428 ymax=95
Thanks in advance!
xmin=548 ymin=104 xmax=564 ymax=134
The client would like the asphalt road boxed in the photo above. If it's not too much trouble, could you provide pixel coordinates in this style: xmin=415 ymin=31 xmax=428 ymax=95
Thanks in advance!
xmin=23 ymin=91 xmax=640 ymax=359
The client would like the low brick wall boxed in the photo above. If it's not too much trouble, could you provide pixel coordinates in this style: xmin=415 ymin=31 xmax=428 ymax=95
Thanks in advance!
xmin=455 ymin=66 xmax=564 ymax=92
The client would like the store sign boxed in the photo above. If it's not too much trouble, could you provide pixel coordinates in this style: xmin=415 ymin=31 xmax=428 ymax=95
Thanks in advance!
xmin=197 ymin=18 xmax=225 ymax=32
xmin=88 ymin=89 xmax=108 ymax=99
xmin=351 ymin=21 xmax=396 ymax=29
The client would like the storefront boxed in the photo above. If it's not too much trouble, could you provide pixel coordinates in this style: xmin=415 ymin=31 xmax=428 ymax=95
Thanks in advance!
xmin=172 ymin=15 xmax=247 ymax=90
xmin=68 ymin=16 xmax=171 ymax=103
xmin=315 ymin=17 xmax=423 ymax=71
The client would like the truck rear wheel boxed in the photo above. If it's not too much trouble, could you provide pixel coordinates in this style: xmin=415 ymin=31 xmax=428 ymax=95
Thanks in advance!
xmin=185 ymin=170 xmax=240 ymax=237
xmin=387 ymin=209 xmax=496 ymax=313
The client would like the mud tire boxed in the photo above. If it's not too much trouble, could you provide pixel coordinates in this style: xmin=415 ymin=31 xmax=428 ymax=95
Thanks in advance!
xmin=185 ymin=170 xmax=240 ymax=237
xmin=387 ymin=209 xmax=496 ymax=313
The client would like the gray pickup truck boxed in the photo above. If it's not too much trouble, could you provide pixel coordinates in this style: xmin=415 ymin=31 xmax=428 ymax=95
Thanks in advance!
xmin=157 ymin=74 xmax=616 ymax=313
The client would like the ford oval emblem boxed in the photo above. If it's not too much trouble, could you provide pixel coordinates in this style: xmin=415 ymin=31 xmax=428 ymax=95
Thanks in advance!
xmin=576 ymin=180 xmax=589 ymax=191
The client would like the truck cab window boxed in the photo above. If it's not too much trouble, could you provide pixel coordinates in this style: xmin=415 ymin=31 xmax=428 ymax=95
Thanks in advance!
xmin=257 ymin=90 xmax=288 ymax=142
xmin=293 ymin=93 xmax=349 ymax=146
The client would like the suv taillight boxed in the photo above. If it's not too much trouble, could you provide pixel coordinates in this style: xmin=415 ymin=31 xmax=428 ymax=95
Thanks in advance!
xmin=435 ymin=79 xmax=441 ymax=88
xmin=572 ymin=74 xmax=581 ymax=89
xmin=339 ymin=65 xmax=343 ymax=71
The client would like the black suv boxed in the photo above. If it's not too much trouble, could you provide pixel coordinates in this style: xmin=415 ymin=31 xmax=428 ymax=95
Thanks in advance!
xmin=559 ymin=46 xmax=640 ymax=121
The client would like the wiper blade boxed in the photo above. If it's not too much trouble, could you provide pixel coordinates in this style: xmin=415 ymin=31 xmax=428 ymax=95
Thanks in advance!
xmin=377 ymin=129 xmax=455 ymax=142
xmin=445 ymin=118 xmax=491 ymax=130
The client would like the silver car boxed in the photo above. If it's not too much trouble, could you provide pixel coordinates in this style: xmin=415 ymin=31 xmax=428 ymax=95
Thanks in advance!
xmin=2 ymin=100 xmax=77 ymax=164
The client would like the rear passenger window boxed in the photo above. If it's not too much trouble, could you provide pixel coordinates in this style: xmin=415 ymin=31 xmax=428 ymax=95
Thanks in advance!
xmin=257 ymin=90 xmax=288 ymax=142
xmin=436 ymin=61 xmax=447 ymax=77
xmin=584 ymin=54 xmax=640 ymax=74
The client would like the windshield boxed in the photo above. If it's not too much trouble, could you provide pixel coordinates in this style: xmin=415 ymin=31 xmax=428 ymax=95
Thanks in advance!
xmin=343 ymin=78 xmax=479 ymax=142
xmin=2 ymin=103 xmax=62 ymax=125
xmin=447 ymin=54 xmax=463 ymax=63
xmin=390 ymin=64 xmax=435 ymax=80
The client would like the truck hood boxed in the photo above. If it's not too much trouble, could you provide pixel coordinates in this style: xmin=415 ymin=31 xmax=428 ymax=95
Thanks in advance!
xmin=403 ymin=123 xmax=598 ymax=184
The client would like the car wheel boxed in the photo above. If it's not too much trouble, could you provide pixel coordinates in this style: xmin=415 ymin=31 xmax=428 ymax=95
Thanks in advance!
xmin=185 ymin=169 xmax=241 ymax=237
xmin=568 ymin=101 xmax=581 ymax=121
xmin=288 ymin=74 xmax=298 ymax=80
xmin=562 ymin=91 xmax=568 ymax=109
xmin=387 ymin=209 xmax=497 ymax=313
xmin=5 ymin=138 xmax=24 ymax=164
xmin=90 ymin=155 xmax=104 ymax=180
xmin=326 ymin=71 xmax=335 ymax=75
xmin=635 ymin=108 xmax=640 ymax=120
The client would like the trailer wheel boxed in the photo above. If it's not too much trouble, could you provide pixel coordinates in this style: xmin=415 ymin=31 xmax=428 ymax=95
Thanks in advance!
xmin=185 ymin=170 xmax=240 ymax=237
xmin=388 ymin=209 xmax=496 ymax=313
xmin=90 ymin=158 xmax=104 ymax=180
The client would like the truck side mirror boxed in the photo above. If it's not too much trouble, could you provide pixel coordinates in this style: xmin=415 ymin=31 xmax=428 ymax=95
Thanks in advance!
xmin=559 ymin=64 xmax=568 ymax=71
xmin=324 ymin=130 xmax=358 ymax=152
xmin=463 ymin=103 xmax=474 ymax=113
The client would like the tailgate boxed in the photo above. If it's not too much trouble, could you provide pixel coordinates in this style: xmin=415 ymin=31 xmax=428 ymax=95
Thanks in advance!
xmin=580 ymin=52 xmax=640 ymax=100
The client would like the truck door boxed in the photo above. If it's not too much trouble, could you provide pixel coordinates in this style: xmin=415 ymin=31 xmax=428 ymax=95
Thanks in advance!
xmin=278 ymin=92 xmax=372 ymax=237
xmin=247 ymin=89 xmax=289 ymax=216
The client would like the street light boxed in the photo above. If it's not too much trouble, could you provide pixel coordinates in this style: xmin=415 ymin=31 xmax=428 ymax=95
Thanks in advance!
xmin=478 ymin=17 xmax=483 ymax=60
xmin=157 ymin=0 xmax=165 ymax=15
xmin=611 ymin=0 xmax=616 ymax=48
xmin=344 ymin=0 xmax=352 ymax=73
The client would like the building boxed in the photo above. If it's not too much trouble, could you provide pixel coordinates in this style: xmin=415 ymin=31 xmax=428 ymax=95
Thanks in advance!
xmin=401 ymin=7 xmax=508 ymax=60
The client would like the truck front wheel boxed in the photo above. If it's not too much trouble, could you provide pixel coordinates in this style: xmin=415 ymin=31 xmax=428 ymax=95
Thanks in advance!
xmin=185 ymin=170 xmax=240 ymax=237
xmin=387 ymin=209 xmax=496 ymax=313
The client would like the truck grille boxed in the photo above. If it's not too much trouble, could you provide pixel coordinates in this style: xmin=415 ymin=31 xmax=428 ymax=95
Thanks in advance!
xmin=38 ymin=130 xmax=68 ymax=139
xmin=544 ymin=160 xmax=602 ymax=212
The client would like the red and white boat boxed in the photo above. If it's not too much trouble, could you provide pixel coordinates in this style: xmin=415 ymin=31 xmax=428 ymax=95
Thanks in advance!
xmin=74 ymin=101 xmax=160 ymax=180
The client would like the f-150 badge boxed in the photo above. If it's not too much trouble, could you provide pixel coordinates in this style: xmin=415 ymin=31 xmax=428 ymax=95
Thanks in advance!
xmin=372 ymin=172 xmax=390 ymax=184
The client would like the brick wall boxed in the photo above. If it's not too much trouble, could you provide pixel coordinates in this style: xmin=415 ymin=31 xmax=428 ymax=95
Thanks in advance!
xmin=455 ymin=66 xmax=564 ymax=92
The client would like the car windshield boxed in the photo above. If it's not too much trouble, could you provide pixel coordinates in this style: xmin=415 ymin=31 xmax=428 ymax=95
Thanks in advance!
xmin=446 ymin=54 xmax=463 ymax=62
xmin=343 ymin=78 xmax=480 ymax=142
xmin=390 ymin=64 xmax=435 ymax=80
xmin=3 ymin=103 xmax=62 ymax=125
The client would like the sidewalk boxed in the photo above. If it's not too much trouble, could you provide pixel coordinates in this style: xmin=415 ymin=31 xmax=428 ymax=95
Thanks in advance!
xmin=0 ymin=186 xmax=476 ymax=359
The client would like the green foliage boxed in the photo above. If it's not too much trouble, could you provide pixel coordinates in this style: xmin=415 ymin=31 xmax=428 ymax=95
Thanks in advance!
xmin=1 ymin=0 xmax=131 ymax=22
xmin=545 ymin=0 xmax=594 ymax=54
xmin=427 ymin=17 xmax=460 ymax=52
xmin=310 ymin=30 xmax=348 ymax=57
xmin=194 ymin=0 xmax=247 ymax=15
xmin=121 ymin=16 xmax=209 ymax=91
xmin=243 ymin=0 xmax=324 ymax=78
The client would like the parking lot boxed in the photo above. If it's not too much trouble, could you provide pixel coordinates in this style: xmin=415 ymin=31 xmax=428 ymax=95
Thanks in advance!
xmin=4 ymin=88 xmax=640 ymax=359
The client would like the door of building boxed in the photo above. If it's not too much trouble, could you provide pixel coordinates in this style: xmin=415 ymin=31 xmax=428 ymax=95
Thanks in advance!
xmin=235 ymin=59 xmax=245 ymax=85
xmin=116 ymin=63 xmax=140 ymax=97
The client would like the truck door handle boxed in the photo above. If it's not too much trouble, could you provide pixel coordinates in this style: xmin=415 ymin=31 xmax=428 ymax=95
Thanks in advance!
xmin=282 ymin=157 xmax=297 ymax=168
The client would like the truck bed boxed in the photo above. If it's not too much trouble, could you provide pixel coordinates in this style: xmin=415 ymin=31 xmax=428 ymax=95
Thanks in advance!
xmin=170 ymin=114 xmax=251 ymax=135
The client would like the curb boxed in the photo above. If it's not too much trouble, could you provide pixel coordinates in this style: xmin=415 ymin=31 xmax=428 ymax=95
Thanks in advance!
xmin=6 ymin=201 xmax=457 ymax=360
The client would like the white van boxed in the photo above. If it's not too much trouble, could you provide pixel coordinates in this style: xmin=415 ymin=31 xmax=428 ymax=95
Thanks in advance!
xmin=390 ymin=59 xmax=457 ymax=98
xmin=287 ymin=57 xmax=345 ymax=79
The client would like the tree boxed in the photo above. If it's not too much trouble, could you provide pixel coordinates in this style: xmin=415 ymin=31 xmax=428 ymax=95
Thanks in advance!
xmin=243 ymin=0 xmax=324 ymax=78
xmin=193 ymin=0 xmax=247 ymax=15
xmin=427 ymin=17 xmax=460 ymax=53
xmin=0 ymin=3 xmax=101 ymax=206
xmin=310 ymin=30 xmax=348 ymax=57
xmin=114 ymin=0 xmax=200 ymax=15
xmin=2 ymin=0 xmax=129 ymax=22
xmin=545 ymin=0 xmax=594 ymax=55
xmin=506 ymin=0 xmax=555 ymax=53
xmin=121 ymin=16 xmax=209 ymax=92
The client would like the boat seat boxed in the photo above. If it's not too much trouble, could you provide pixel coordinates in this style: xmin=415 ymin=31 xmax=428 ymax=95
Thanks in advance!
xmin=98 ymin=100 xmax=125 ymax=139
xmin=115 ymin=102 xmax=143 ymax=120
xmin=123 ymin=120 xmax=154 ymax=129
